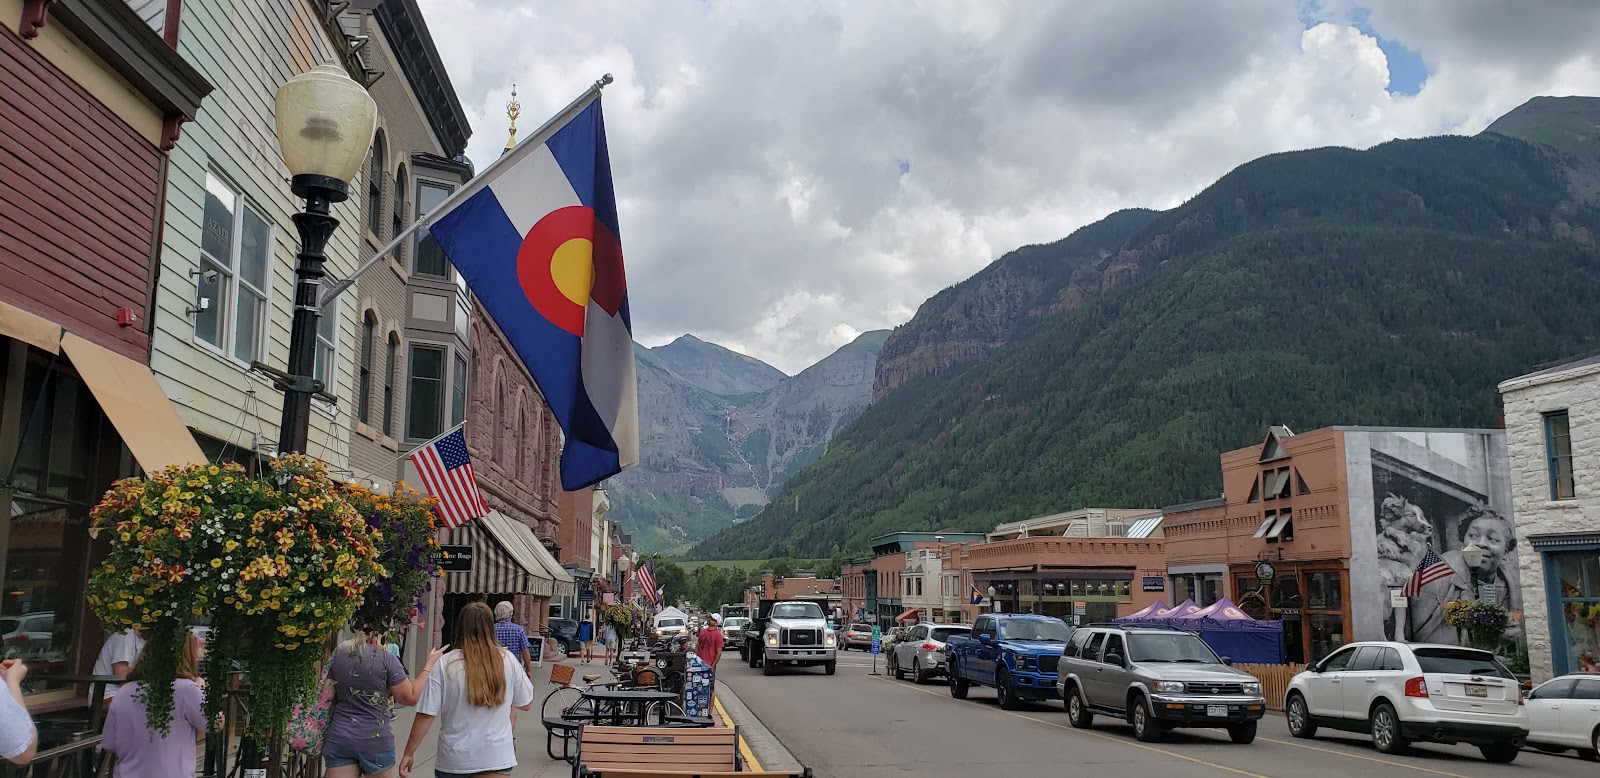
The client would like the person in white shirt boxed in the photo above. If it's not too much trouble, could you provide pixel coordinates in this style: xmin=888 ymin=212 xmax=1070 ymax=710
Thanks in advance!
xmin=0 ymin=660 xmax=37 ymax=765
xmin=90 ymin=629 xmax=145 ymax=705
xmin=400 ymin=603 xmax=534 ymax=778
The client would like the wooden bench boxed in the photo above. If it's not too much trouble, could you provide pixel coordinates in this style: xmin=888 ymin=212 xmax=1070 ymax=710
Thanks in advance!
xmin=573 ymin=725 xmax=812 ymax=777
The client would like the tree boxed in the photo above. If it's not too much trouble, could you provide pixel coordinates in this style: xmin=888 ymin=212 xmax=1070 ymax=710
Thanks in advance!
xmin=650 ymin=557 xmax=688 ymax=606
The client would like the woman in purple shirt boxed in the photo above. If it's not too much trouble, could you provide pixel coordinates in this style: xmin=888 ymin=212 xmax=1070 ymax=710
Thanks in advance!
xmin=323 ymin=634 xmax=444 ymax=778
xmin=101 ymin=632 xmax=208 ymax=778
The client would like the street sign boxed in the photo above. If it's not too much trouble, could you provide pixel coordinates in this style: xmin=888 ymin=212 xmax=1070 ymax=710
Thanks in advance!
xmin=1073 ymin=602 xmax=1087 ymax=616
xmin=871 ymin=625 xmax=881 ymax=640
xmin=871 ymin=638 xmax=881 ymax=654
xmin=579 ymin=589 xmax=595 ymax=602
xmin=435 ymin=544 xmax=473 ymax=572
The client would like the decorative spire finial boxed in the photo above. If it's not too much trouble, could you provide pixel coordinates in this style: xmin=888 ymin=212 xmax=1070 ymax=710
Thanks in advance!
xmin=504 ymin=84 xmax=521 ymax=151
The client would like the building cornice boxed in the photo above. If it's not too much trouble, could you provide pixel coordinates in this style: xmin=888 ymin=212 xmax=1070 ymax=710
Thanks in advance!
xmin=46 ymin=0 xmax=212 ymax=141
xmin=375 ymin=0 xmax=470 ymax=156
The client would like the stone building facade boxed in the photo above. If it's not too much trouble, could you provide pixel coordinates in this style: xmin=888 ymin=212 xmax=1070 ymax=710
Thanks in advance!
xmin=1500 ymin=354 xmax=1600 ymax=681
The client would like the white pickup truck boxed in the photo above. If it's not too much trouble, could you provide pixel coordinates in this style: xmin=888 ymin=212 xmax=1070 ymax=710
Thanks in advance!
xmin=743 ymin=600 xmax=837 ymax=676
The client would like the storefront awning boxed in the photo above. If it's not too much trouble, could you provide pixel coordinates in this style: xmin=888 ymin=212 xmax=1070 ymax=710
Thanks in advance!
xmin=0 ymin=300 xmax=62 ymax=353
xmin=478 ymin=511 xmax=558 ymax=597
xmin=896 ymin=608 xmax=921 ymax=623
xmin=441 ymin=519 xmax=553 ymax=596
xmin=58 ymin=333 xmax=205 ymax=472
xmin=481 ymin=510 xmax=575 ymax=598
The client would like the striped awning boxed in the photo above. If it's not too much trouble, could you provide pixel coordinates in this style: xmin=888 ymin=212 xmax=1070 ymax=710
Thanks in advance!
xmin=480 ymin=510 xmax=575 ymax=598
xmin=439 ymin=520 xmax=554 ymax=597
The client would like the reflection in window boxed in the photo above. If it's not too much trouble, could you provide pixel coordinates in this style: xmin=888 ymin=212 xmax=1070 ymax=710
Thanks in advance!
xmin=412 ymin=182 xmax=453 ymax=277
xmin=1309 ymin=613 xmax=1344 ymax=662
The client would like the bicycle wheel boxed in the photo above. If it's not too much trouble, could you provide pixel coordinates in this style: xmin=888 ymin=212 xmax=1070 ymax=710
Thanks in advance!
xmin=540 ymin=685 xmax=584 ymax=721
xmin=644 ymin=700 xmax=688 ymax=726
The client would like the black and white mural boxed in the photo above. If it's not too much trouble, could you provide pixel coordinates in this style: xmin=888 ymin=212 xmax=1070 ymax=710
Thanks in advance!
xmin=1346 ymin=429 xmax=1518 ymax=650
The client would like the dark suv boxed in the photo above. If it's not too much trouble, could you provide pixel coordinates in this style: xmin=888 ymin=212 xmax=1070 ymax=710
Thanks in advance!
xmin=546 ymin=618 xmax=580 ymax=655
xmin=1057 ymin=624 xmax=1267 ymax=743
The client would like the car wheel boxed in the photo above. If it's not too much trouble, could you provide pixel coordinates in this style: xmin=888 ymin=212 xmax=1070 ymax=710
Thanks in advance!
xmin=1369 ymin=702 xmax=1408 ymax=754
xmin=559 ymin=640 xmax=573 ymax=656
xmin=891 ymin=654 xmax=903 ymax=680
xmin=995 ymin=668 xmax=1021 ymax=710
xmin=1576 ymin=748 xmax=1599 ymax=762
xmin=824 ymin=661 xmax=836 ymax=676
xmin=1065 ymin=686 xmax=1094 ymax=729
xmin=1478 ymin=743 xmax=1519 ymax=764
xmin=748 ymin=645 xmax=759 ymax=668
xmin=912 ymin=659 xmax=927 ymax=685
xmin=949 ymin=663 xmax=970 ymax=699
xmin=762 ymin=658 xmax=777 ymax=676
xmin=1228 ymin=721 xmax=1258 ymax=745
xmin=1131 ymin=695 xmax=1163 ymax=743
xmin=1285 ymin=693 xmax=1317 ymax=739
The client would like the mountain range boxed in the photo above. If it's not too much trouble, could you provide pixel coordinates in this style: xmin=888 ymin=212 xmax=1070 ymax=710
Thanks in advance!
xmin=690 ymin=95 xmax=1600 ymax=560
xmin=609 ymin=330 xmax=890 ymax=556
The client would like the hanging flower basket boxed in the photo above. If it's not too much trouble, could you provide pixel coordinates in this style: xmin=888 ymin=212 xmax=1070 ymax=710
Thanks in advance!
xmin=341 ymin=482 xmax=442 ymax=637
xmin=1444 ymin=599 xmax=1508 ymax=652
xmin=85 ymin=456 xmax=384 ymax=735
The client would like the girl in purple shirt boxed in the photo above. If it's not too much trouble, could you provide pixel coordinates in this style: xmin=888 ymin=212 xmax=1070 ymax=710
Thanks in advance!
xmin=101 ymin=633 xmax=207 ymax=778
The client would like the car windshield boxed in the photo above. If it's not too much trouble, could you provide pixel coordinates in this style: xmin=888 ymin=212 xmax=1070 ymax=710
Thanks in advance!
xmin=658 ymin=619 xmax=685 ymax=628
xmin=1128 ymin=633 xmax=1221 ymax=663
xmin=724 ymin=618 xmax=747 ymax=629
xmin=851 ymin=624 xmax=870 ymax=632
xmin=998 ymin=619 xmax=1072 ymax=641
xmin=771 ymin=603 xmax=824 ymax=619
xmin=1413 ymin=648 xmax=1515 ymax=678
xmin=929 ymin=627 xmax=970 ymax=643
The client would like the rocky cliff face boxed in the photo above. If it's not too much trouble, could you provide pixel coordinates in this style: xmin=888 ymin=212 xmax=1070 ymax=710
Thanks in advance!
xmin=607 ymin=331 xmax=890 ymax=556
xmin=871 ymin=209 xmax=1158 ymax=400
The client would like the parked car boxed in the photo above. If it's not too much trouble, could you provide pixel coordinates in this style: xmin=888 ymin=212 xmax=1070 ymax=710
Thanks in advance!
xmin=545 ymin=618 xmax=580 ymax=655
xmin=1523 ymin=674 xmax=1600 ymax=760
xmin=1283 ymin=641 xmax=1527 ymax=763
xmin=843 ymin=623 xmax=874 ymax=651
xmin=944 ymin=614 xmax=1071 ymax=709
xmin=0 ymin=612 xmax=54 ymax=648
xmin=889 ymin=623 xmax=970 ymax=684
xmin=1058 ymin=624 xmax=1266 ymax=744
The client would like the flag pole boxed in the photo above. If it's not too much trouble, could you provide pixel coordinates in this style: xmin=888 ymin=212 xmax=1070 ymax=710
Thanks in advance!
xmin=319 ymin=73 xmax=616 ymax=309
xmin=369 ymin=421 xmax=468 ymax=484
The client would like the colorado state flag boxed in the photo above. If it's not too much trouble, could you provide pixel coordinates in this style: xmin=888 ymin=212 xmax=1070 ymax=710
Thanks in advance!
xmin=970 ymin=584 xmax=984 ymax=606
xmin=427 ymin=96 xmax=638 ymax=490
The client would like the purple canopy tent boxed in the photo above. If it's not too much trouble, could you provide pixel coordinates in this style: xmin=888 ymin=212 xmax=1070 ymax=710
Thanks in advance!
xmin=1164 ymin=597 xmax=1285 ymax=664
xmin=1154 ymin=599 xmax=1203 ymax=620
xmin=1115 ymin=599 xmax=1168 ymax=622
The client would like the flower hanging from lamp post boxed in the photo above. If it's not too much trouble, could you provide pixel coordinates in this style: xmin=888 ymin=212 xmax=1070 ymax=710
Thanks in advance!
xmin=267 ymin=64 xmax=377 ymax=454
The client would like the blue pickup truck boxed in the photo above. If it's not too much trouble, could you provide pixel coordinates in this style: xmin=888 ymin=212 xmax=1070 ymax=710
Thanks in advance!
xmin=944 ymin=613 xmax=1074 ymax=709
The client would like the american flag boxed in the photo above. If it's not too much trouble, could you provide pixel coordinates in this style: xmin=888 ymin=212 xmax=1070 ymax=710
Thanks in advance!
xmin=409 ymin=427 xmax=489 ymax=528
xmin=636 ymin=559 xmax=659 ymax=606
xmin=1403 ymin=547 xmax=1453 ymax=597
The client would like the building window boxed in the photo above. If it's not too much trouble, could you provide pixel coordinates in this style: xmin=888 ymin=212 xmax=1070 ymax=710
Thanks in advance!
xmin=358 ymin=313 xmax=376 ymax=424
xmin=366 ymin=132 xmax=384 ymax=235
xmin=413 ymin=181 xmax=454 ymax=277
xmin=407 ymin=344 xmax=446 ymax=440
xmin=392 ymin=165 xmax=407 ymax=265
xmin=518 ymin=407 xmax=533 ymax=481
xmin=1546 ymin=411 xmax=1575 ymax=500
xmin=1169 ymin=573 xmax=1222 ymax=606
xmin=494 ymin=375 xmax=509 ymax=464
xmin=383 ymin=333 xmax=398 ymax=436
xmin=314 ymin=298 xmax=337 ymax=393
xmin=196 ymin=171 xmax=270 ymax=363
xmin=915 ymin=578 xmax=922 ymax=596
xmin=452 ymin=352 xmax=468 ymax=426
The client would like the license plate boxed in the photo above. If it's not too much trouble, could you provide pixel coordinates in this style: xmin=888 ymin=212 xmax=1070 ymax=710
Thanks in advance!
xmin=1465 ymin=684 xmax=1487 ymax=698
xmin=1206 ymin=705 xmax=1229 ymax=717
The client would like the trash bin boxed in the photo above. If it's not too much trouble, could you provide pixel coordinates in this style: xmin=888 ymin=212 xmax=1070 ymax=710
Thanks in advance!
xmin=684 ymin=653 xmax=713 ymax=718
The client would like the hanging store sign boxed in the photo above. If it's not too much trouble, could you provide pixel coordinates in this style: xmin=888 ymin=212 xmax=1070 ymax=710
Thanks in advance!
xmin=1141 ymin=577 xmax=1165 ymax=592
xmin=435 ymin=544 xmax=474 ymax=572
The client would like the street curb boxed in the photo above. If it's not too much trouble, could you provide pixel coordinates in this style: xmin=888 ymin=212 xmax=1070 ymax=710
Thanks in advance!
xmin=715 ymin=680 xmax=806 ymax=772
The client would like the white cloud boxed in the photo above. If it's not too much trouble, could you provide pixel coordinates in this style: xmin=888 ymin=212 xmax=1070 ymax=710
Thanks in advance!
xmin=417 ymin=0 xmax=1599 ymax=373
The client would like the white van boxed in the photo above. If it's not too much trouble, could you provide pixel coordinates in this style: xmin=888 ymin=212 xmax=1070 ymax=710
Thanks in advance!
xmin=654 ymin=606 xmax=690 ymax=637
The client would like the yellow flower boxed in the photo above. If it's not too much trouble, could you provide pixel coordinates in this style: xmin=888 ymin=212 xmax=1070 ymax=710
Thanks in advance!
xmin=225 ymin=540 xmax=239 ymax=552
xmin=208 ymin=466 xmax=219 ymax=475
xmin=210 ymin=558 xmax=222 ymax=568
xmin=113 ymin=600 xmax=127 ymax=610
xmin=133 ymin=596 xmax=145 ymax=605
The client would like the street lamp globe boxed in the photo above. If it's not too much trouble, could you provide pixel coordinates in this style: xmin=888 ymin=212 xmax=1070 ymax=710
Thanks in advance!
xmin=986 ymin=585 xmax=996 ymax=599
xmin=1461 ymin=541 xmax=1484 ymax=569
xmin=273 ymin=64 xmax=377 ymax=201
xmin=617 ymin=555 xmax=633 ymax=575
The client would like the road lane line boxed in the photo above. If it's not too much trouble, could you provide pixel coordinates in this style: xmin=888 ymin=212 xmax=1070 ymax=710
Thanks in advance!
xmin=713 ymin=695 xmax=764 ymax=771
xmin=877 ymin=676 xmax=1480 ymax=778
xmin=1254 ymin=736 xmax=1473 ymax=778
xmin=876 ymin=676 xmax=1270 ymax=778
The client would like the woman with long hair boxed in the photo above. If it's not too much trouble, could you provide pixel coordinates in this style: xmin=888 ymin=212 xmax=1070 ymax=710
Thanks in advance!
xmin=101 ymin=631 xmax=209 ymax=778
xmin=399 ymin=603 xmax=534 ymax=778
xmin=324 ymin=632 xmax=446 ymax=778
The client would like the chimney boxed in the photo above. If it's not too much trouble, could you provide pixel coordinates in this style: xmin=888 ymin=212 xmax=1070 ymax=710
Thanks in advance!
xmin=763 ymin=573 xmax=775 ymax=596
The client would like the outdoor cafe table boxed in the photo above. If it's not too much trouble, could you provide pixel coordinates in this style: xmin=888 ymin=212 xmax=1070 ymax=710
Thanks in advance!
xmin=578 ymin=688 xmax=679 ymax=726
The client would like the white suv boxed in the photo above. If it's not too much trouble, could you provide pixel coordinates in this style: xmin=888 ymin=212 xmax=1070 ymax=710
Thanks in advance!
xmin=1284 ymin=641 xmax=1527 ymax=763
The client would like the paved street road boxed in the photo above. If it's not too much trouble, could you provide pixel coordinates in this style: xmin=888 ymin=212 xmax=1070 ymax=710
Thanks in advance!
xmin=720 ymin=653 xmax=1596 ymax=778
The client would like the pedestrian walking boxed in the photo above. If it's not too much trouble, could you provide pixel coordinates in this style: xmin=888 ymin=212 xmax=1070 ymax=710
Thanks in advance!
xmin=490 ymin=601 xmax=533 ymax=678
xmin=400 ymin=603 xmax=535 ymax=778
xmin=101 ymin=632 xmax=208 ymax=778
xmin=90 ymin=628 xmax=146 ymax=705
xmin=0 ymin=660 xmax=37 ymax=766
xmin=602 ymin=621 xmax=618 ymax=661
xmin=323 ymin=633 xmax=445 ymax=778
xmin=578 ymin=619 xmax=595 ymax=664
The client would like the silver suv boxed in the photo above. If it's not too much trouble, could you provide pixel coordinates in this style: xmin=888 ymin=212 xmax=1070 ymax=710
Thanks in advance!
xmin=1057 ymin=625 xmax=1267 ymax=744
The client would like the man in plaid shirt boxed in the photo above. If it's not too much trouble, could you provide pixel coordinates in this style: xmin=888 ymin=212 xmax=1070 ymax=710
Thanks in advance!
xmin=493 ymin=601 xmax=533 ymax=677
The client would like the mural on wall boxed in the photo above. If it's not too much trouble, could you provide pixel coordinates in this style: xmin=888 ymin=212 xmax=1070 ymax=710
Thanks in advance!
xmin=1347 ymin=430 xmax=1519 ymax=653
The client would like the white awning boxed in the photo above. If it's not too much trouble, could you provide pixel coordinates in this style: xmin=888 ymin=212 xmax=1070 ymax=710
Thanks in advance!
xmin=477 ymin=511 xmax=555 ymax=597
xmin=479 ymin=510 xmax=574 ymax=597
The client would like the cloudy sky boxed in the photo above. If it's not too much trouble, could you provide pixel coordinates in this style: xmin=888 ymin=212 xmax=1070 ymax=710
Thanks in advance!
xmin=416 ymin=0 xmax=1600 ymax=374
